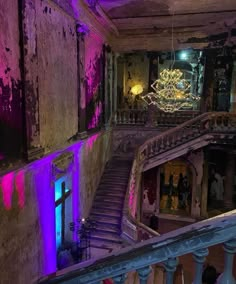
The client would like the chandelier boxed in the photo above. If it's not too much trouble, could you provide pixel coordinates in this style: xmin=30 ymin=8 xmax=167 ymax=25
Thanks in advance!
xmin=141 ymin=12 xmax=200 ymax=113
xmin=141 ymin=68 xmax=200 ymax=113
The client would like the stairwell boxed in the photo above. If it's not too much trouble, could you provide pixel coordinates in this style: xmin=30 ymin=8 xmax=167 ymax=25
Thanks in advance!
xmin=89 ymin=157 xmax=133 ymax=253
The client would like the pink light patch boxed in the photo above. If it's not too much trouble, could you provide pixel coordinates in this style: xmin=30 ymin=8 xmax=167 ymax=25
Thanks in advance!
xmin=86 ymin=133 xmax=99 ymax=150
xmin=1 ymin=172 xmax=14 ymax=210
xmin=15 ymin=170 xmax=25 ymax=209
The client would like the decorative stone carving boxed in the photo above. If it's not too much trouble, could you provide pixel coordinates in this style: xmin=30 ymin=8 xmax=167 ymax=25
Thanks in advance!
xmin=52 ymin=151 xmax=74 ymax=180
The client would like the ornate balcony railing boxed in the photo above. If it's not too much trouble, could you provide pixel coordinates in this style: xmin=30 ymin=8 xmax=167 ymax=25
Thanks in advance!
xmin=39 ymin=210 xmax=236 ymax=284
xmin=114 ymin=109 xmax=200 ymax=127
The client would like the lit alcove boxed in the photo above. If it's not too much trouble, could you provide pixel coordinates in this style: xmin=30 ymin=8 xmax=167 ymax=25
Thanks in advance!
xmin=55 ymin=175 xmax=72 ymax=250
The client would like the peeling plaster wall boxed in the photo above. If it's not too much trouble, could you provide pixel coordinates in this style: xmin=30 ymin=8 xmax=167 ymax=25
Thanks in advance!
xmin=79 ymin=130 xmax=112 ymax=218
xmin=123 ymin=53 xmax=149 ymax=107
xmin=0 ymin=0 xmax=23 ymax=160
xmin=35 ymin=0 xmax=78 ymax=151
xmin=0 ymin=130 xmax=111 ymax=283
xmin=84 ymin=31 xmax=104 ymax=130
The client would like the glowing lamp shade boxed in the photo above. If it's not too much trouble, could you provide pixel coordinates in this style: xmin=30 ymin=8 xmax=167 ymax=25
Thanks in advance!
xmin=131 ymin=84 xmax=143 ymax=96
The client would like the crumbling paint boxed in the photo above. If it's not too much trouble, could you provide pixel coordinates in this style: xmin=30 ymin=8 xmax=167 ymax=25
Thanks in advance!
xmin=0 ymin=0 xmax=23 ymax=161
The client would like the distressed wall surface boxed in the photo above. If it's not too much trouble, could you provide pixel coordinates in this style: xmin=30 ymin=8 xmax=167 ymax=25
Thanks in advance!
xmin=35 ymin=0 xmax=78 ymax=151
xmin=79 ymin=130 xmax=112 ymax=217
xmin=0 ymin=130 xmax=111 ymax=284
xmin=122 ymin=53 xmax=149 ymax=108
xmin=0 ymin=0 xmax=22 ymax=161
xmin=84 ymin=31 xmax=104 ymax=130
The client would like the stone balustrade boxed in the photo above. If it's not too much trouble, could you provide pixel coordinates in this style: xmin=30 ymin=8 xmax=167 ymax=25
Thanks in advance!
xmin=114 ymin=109 xmax=200 ymax=127
xmin=39 ymin=210 xmax=236 ymax=284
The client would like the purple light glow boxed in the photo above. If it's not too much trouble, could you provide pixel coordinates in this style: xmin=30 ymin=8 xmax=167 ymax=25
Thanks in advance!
xmin=1 ymin=172 xmax=14 ymax=210
xmin=85 ymin=133 xmax=99 ymax=150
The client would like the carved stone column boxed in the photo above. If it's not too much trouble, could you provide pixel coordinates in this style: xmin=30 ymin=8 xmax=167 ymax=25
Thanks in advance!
xmin=113 ymin=53 xmax=119 ymax=113
xmin=156 ymin=167 xmax=160 ymax=213
xmin=224 ymin=153 xmax=235 ymax=209
xmin=76 ymin=25 xmax=87 ymax=139
xmin=230 ymin=61 xmax=236 ymax=113
xmin=201 ymin=153 xmax=208 ymax=218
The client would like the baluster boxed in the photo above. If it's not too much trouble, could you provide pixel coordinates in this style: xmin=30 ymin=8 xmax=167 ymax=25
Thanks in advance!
xmin=160 ymin=137 xmax=164 ymax=150
xmin=132 ymin=111 xmax=135 ymax=124
xmin=117 ymin=110 xmax=121 ymax=124
xmin=137 ymin=266 xmax=152 ymax=284
xmin=113 ymin=274 xmax=126 ymax=284
xmin=164 ymin=257 xmax=178 ymax=284
xmin=124 ymin=111 xmax=128 ymax=124
xmin=114 ymin=111 xmax=117 ymax=125
xmin=218 ymin=239 xmax=236 ymax=284
xmin=192 ymin=248 xmax=209 ymax=284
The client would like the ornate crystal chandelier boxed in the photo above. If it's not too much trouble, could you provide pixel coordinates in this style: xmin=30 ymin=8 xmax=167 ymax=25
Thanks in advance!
xmin=141 ymin=13 xmax=200 ymax=113
xmin=141 ymin=68 xmax=200 ymax=113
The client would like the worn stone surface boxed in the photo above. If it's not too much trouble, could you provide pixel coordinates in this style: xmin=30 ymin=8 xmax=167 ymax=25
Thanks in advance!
xmin=0 ymin=0 xmax=23 ymax=161
xmin=122 ymin=53 xmax=149 ymax=108
xmin=79 ymin=130 xmax=112 ymax=218
xmin=0 ymin=130 xmax=112 ymax=284
xmin=113 ymin=127 xmax=162 ymax=157
xmin=35 ymin=0 xmax=78 ymax=151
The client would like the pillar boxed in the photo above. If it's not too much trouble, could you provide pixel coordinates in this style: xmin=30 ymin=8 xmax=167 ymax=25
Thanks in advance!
xmin=156 ymin=167 xmax=160 ymax=213
xmin=230 ymin=61 xmax=236 ymax=113
xmin=113 ymin=53 xmax=119 ymax=113
xmin=224 ymin=153 xmax=235 ymax=209
xmin=76 ymin=25 xmax=87 ymax=139
xmin=201 ymin=155 xmax=208 ymax=218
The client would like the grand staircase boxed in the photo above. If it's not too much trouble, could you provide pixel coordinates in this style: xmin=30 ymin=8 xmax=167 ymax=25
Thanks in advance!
xmin=89 ymin=158 xmax=133 ymax=252
xmin=39 ymin=112 xmax=236 ymax=284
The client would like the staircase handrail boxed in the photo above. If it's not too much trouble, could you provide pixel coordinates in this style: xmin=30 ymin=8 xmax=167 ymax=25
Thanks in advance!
xmin=39 ymin=210 xmax=236 ymax=284
xmin=123 ymin=112 xmax=236 ymax=241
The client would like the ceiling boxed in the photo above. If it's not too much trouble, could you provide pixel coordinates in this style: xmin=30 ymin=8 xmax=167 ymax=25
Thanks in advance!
xmin=97 ymin=0 xmax=236 ymax=51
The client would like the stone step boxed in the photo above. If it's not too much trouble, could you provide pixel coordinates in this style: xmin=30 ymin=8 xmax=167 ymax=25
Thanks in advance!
xmin=94 ymin=196 xmax=124 ymax=204
xmin=90 ymin=214 xmax=121 ymax=225
xmin=93 ymin=201 xmax=123 ymax=210
xmin=97 ymin=186 xmax=126 ymax=193
xmin=93 ymin=223 xmax=121 ymax=234
xmin=90 ymin=239 xmax=120 ymax=251
xmin=96 ymin=191 xmax=125 ymax=198
xmin=105 ymin=168 xmax=131 ymax=173
xmin=92 ymin=229 xmax=121 ymax=240
xmin=91 ymin=209 xmax=121 ymax=218
xmin=101 ymin=177 xmax=129 ymax=183
xmin=93 ymin=219 xmax=120 ymax=231
xmin=90 ymin=233 xmax=123 ymax=244
xmin=91 ymin=207 xmax=122 ymax=216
